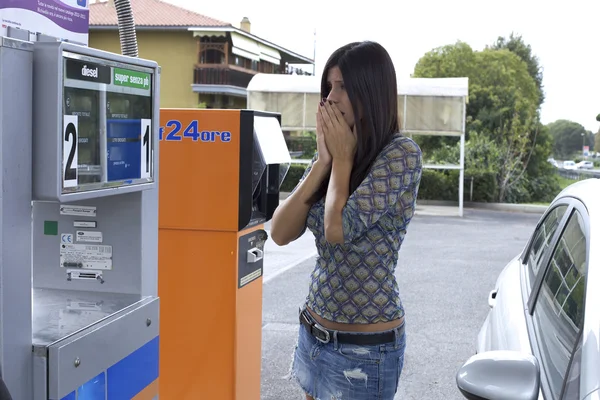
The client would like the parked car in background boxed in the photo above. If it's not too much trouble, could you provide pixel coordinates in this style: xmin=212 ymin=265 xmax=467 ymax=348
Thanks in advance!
xmin=577 ymin=161 xmax=594 ymax=170
xmin=548 ymin=158 xmax=559 ymax=168
xmin=562 ymin=160 xmax=577 ymax=170
xmin=455 ymin=178 xmax=600 ymax=400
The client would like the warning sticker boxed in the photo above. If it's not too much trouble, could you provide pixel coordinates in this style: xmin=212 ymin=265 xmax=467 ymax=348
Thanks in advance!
xmin=60 ymin=244 xmax=113 ymax=270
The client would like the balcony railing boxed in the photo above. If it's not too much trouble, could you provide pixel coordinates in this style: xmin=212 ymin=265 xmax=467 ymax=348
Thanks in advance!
xmin=197 ymin=41 xmax=313 ymax=80
xmin=283 ymin=66 xmax=312 ymax=76
xmin=193 ymin=67 xmax=254 ymax=87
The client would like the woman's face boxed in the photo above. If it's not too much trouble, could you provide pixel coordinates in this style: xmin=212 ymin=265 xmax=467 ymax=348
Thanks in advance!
xmin=326 ymin=66 xmax=356 ymax=129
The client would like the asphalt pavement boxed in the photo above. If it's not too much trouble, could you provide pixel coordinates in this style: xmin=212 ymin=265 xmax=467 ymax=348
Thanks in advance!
xmin=260 ymin=208 xmax=542 ymax=400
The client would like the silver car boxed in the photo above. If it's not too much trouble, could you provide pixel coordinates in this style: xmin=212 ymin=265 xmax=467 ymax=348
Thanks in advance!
xmin=455 ymin=178 xmax=600 ymax=400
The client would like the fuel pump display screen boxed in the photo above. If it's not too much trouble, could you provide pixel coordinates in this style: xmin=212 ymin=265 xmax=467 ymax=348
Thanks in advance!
xmin=61 ymin=52 xmax=154 ymax=194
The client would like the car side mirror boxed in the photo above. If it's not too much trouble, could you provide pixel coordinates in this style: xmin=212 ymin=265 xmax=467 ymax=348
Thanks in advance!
xmin=456 ymin=350 xmax=540 ymax=400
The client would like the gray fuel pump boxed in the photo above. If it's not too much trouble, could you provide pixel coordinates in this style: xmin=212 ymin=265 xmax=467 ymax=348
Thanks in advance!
xmin=0 ymin=28 xmax=161 ymax=400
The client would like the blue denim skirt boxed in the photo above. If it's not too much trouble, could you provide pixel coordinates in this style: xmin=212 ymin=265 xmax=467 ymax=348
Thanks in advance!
xmin=289 ymin=309 xmax=406 ymax=400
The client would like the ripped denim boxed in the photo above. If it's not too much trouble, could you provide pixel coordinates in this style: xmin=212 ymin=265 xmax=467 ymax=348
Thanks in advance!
xmin=289 ymin=310 xmax=406 ymax=400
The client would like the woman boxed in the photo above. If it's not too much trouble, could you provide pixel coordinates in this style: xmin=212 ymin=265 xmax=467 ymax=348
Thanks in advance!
xmin=270 ymin=41 xmax=422 ymax=400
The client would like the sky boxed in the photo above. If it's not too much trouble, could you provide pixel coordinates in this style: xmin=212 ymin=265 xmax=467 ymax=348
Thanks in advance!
xmin=166 ymin=0 xmax=600 ymax=133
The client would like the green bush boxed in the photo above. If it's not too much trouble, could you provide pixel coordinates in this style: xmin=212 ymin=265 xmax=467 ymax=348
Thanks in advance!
xmin=286 ymin=136 xmax=317 ymax=159
xmin=524 ymin=174 xmax=561 ymax=203
xmin=417 ymin=170 xmax=458 ymax=201
xmin=281 ymin=164 xmax=308 ymax=192
xmin=418 ymin=170 xmax=497 ymax=202
xmin=468 ymin=172 xmax=498 ymax=202
xmin=280 ymin=166 xmax=501 ymax=203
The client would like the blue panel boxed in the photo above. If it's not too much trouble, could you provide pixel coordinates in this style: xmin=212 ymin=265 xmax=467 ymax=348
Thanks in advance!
xmin=107 ymin=336 xmax=159 ymax=400
xmin=77 ymin=372 xmax=106 ymax=400
xmin=61 ymin=391 xmax=76 ymax=400
xmin=106 ymin=119 xmax=142 ymax=182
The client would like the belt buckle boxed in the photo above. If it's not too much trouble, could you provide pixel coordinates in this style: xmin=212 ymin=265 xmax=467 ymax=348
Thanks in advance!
xmin=312 ymin=322 xmax=331 ymax=344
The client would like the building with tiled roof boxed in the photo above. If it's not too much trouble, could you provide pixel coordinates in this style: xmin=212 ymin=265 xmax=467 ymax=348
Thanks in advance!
xmin=88 ymin=0 xmax=313 ymax=108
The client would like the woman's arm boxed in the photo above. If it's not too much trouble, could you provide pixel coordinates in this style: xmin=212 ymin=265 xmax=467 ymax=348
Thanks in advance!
xmin=324 ymin=159 xmax=352 ymax=244
xmin=270 ymin=159 xmax=329 ymax=246
xmin=324 ymin=137 xmax=423 ymax=245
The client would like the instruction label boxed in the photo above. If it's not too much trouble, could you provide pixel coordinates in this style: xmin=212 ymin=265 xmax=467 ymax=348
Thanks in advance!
xmin=76 ymin=230 xmax=103 ymax=243
xmin=60 ymin=205 xmax=96 ymax=217
xmin=60 ymin=244 xmax=112 ymax=270
xmin=74 ymin=221 xmax=97 ymax=228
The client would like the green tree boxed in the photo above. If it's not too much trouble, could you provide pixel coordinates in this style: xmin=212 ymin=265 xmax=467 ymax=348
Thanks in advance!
xmin=595 ymin=133 xmax=600 ymax=155
xmin=410 ymin=42 xmax=476 ymax=159
xmin=413 ymin=44 xmax=539 ymax=137
xmin=524 ymin=123 xmax=560 ymax=203
xmin=547 ymin=119 xmax=590 ymax=158
xmin=491 ymin=33 xmax=544 ymax=107
xmin=411 ymin=41 xmax=476 ymax=79
xmin=467 ymin=48 xmax=539 ymax=138
xmin=413 ymin=42 xmax=542 ymax=202
xmin=492 ymin=33 xmax=554 ymax=198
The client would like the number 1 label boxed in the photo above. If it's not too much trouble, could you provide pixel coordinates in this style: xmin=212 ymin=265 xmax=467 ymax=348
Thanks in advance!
xmin=140 ymin=119 xmax=152 ymax=179
xmin=63 ymin=115 xmax=78 ymax=188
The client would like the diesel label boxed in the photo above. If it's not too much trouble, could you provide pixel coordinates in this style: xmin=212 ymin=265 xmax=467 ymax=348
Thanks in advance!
xmin=81 ymin=65 xmax=98 ymax=78
xmin=65 ymin=57 xmax=111 ymax=84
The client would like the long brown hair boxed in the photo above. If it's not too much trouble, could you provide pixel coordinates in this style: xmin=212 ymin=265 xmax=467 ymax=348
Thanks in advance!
xmin=309 ymin=41 xmax=400 ymax=204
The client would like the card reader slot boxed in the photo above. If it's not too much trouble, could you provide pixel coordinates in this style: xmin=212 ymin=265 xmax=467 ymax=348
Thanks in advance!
xmin=66 ymin=269 xmax=104 ymax=284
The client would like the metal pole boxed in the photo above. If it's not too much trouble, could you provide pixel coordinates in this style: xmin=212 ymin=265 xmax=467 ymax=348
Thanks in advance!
xmin=312 ymin=29 xmax=316 ymax=76
xmin=402 ymin=95 xmax=407 ymax=133
xmin=302 ymin=92 xmax=306 ymax=131
xmin=470 ymin=177 xmax=474 ymax=202
xmin=100 ymin=89 xmax=107 ymax=182
xmin=459 ymin=98 xmax=466 ymax=217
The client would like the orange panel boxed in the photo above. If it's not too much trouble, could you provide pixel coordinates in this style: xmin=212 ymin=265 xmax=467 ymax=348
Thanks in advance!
xmin=158 ymin=109 xmax=265 ymax=400
xmin=235 ymin=229 xmax=264 ymax=400
xmin=158 ymin=109 xmax=241 ymax=232
xmin=158 ymin=228 xmax=237 ymax=400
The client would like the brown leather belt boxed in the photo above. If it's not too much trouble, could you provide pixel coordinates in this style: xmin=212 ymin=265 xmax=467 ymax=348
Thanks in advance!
xmin=299 ymin=309 xmax=403 ymax=345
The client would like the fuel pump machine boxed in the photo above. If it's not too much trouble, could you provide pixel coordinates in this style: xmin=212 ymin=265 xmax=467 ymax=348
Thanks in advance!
xmin=158 ymin=109 xmax=291 ymax=399
xmin=0 ymin=37 xmax=161 ymax=399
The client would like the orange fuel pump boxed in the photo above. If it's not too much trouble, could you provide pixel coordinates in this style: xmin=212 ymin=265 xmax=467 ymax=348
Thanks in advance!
xmin=157 ymin=109 xmax=291 ymax=399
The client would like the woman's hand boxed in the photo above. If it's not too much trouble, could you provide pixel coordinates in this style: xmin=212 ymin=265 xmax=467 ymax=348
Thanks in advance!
xmin=315 ymin=101 xmax=332 ymax=168
xmin=318 ymin=101 xmax=357 ymax=163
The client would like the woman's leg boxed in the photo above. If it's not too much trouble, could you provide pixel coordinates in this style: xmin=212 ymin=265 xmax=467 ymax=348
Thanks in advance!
xmin=305 ymin=395 xmax=314 ymax=400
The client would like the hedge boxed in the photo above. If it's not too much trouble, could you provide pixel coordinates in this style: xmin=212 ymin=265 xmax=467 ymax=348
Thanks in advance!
xmin=281 ymin=165 xmax=498 ymax=203
xmin=285 ymin=136 xmax=318 ymax=159
xmin=281 ymin=164 xmax=309 ymax=192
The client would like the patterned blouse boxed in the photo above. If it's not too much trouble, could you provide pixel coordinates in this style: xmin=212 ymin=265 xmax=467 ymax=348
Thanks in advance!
xmin=294 ymin=133 xmax=422 ymax=324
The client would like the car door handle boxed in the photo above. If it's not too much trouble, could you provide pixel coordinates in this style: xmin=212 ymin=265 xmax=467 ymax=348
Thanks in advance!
xmin=488 ymin=289 xmax=498 ymax=308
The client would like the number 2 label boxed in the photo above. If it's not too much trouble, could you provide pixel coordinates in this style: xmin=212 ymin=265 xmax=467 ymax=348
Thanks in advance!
xmin=140 ymin=119 xmax=152 ymax=179
xmin=63 ymin=115 xmax=78 ymax=188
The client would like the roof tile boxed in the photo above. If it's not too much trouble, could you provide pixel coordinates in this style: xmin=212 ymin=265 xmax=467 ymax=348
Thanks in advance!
xmin=90 ymin=0 xmax=231 ymax=27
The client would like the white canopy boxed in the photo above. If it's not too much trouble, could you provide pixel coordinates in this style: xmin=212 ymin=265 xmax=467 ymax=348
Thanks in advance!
xmin=247 ymin=74 xmax=468 ymax=134
xmin=247 ymin=74 xmax=468 ymax=96
xmin=247 ymin=73 xmax=469 ymax=216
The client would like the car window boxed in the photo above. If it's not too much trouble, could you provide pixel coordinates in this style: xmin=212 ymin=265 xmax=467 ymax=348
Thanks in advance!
xmin=532 ymin=210 xmax=587 ymax=399
xmin=527 ymin=205 xmax=568 ymax=288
